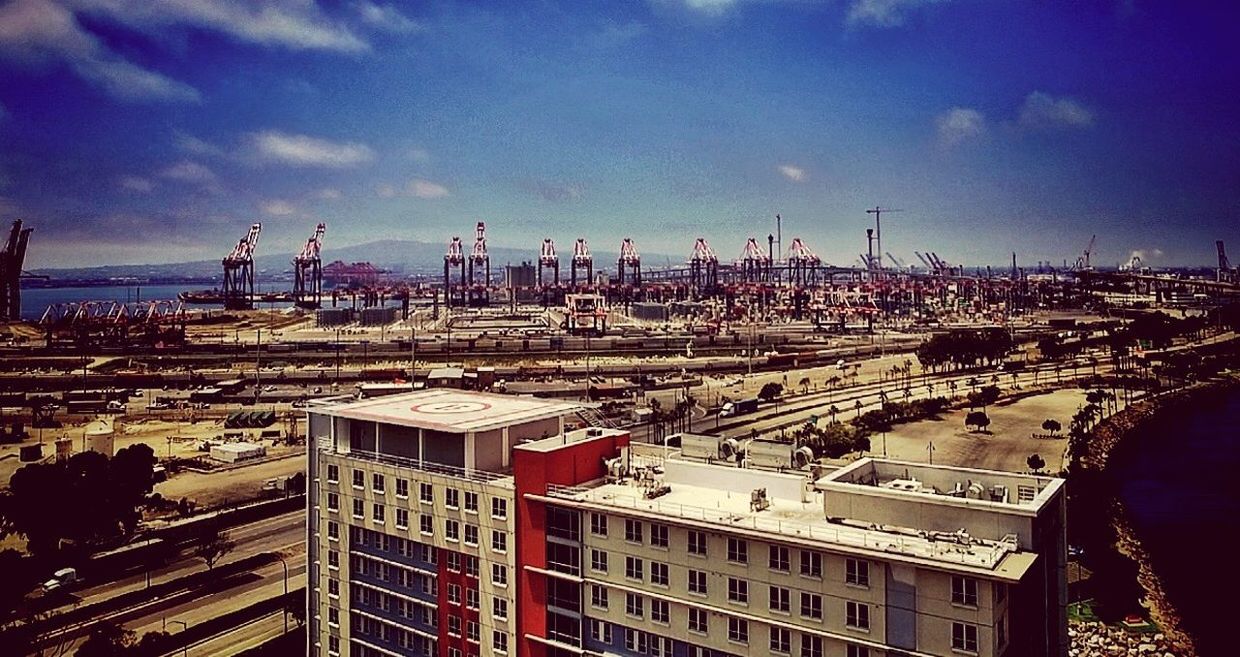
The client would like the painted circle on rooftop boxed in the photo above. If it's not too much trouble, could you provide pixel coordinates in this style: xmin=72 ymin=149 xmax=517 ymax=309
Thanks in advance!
xmin=410 ymin=401 xmax=493 ymax=414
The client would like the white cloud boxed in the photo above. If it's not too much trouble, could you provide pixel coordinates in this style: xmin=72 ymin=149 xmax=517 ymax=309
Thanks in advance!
xmin=0 ymin=0 xmax=200 ymax=103
xmin=1128 ymin=248 xmax=1164 ymax=262
xmin=159 ymin=160 xmax=217 ymax=184
xmin=681 ymin=0 xmax=738 ymax=15
xmin=407 ymin=179 xmax=449 ymax=199
xmin=375 ymin=183 xmax=397 ymax=198
xmin=174 ymin=131 xmax=223 ymax=157
xmin=251 ymin=130 xmax=374 ymax=168
xmin=778 ymin=164 xmax=806 ymax=182
xmin=847 ymin=0 xmax=947 ymax=28
xmin=315 ymin=188 xmax=343 ymax=200
xmin=935 ymin=107 xmax=986 ymax=147
xmin=260 ymin=199 xmax=296 ymax=216
xmin=69 ymin=0 xmax=368 ymax=52
xmin=355 ymin=2 xmax=421 ymax=34
xmin=1019 ymin=91 xmax=1094 ymax=129
xmin=118 ymin=175 xmax=154 ymax=192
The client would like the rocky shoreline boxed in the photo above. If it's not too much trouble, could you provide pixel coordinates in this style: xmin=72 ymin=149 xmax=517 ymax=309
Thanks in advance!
xmin=1069 ymin=379 xmax=1240 ymax=657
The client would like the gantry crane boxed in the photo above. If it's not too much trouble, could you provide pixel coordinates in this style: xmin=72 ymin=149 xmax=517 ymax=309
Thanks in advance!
xmin=688 ymin=238 xmax=718 ymax=292
xmin=617 ymin=238 xmax=641 ymax=286
xmin=741 ymin=237 xmax=771 ymax=282
xmin=571 ymin=238 xmax=593 ymax=288
xmin=0 ymin=219 xmax=33 ymax=321
xmin=293 ymin=223 xmax=325 ymax=309
xmin=538 ymin=238 xmax=560 ymax=287
xmin=222 ymin=223 xmax=261 ymax=310
xmin=444 ymin=235 xmax=465 ymax=307
xmin=786 ymin=237 xmax=821 ymax=286
xmin=1074 ymin=235 xmax=1096 ymax=271
xmin=467 ymin=221 xmax=490 ymax=305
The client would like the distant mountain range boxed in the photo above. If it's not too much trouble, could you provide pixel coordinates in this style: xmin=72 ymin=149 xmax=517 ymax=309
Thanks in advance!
xmin=31 ymin=239 xmax=685 ymax=281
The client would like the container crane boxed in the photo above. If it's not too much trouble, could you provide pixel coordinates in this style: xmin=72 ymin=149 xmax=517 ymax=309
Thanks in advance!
xmin=538 ymin=238 xmax=559 ymax=287
xmin=617 ymin=238 xmax=641 ymax=286
xmin=688 ymin=238 xmax=718 ymax=291
xmin=292 ymin=223 xmax=325 ymax=309
xmin=571 ymin=238 xmax=593 ymax=287
xmin=0 ymin=219 xmax=33 ymax=321
xmin=222 ymin=223 xmax=261 ymax=310
xmin=443 ymin=235 xmax=465 ymax=307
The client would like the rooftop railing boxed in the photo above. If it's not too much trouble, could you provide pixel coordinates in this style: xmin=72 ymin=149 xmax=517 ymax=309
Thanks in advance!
xmin=318 ymin=440 xmax=513 ymax=487
xmin=546 ymin=484 xmax=1012 ymax=569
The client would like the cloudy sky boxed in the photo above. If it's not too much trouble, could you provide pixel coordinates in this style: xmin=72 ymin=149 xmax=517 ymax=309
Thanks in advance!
xmin=0 ymin=0 xmax=1236 ymax=269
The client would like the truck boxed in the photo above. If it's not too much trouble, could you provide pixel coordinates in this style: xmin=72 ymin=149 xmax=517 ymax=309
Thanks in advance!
xmin=42 ymin=567 xmax=78 ymax=593
xmin=719 ymin=397 xmax=759 ymax=418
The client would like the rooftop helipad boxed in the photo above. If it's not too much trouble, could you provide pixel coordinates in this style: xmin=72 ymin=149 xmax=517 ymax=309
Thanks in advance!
xmin=310 ymin=389 xmax=586 ymax=433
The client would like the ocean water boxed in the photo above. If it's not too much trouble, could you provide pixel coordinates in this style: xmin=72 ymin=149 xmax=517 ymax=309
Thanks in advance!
xmin=17 ymin=283 xmax=292 ymax=320
xmin=1110 ymin=388 xmax=1240 ymax=656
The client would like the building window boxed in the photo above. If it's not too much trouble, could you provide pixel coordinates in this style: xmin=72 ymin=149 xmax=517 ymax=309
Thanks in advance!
xmin=590 ymin=549 xmax=608 ymax=573
xmin=352 ymin=499 xmax=364 ymax=518
xmin=419 ymin=482 xmax=433 ymax=504
xmin=372 ymin=503 xmax=385 ymax=523
xmin=624 ymin=518 xmax=643 ymax=543
xmin=651 ymin=598 xmax=670 ymax=624
xmin=492 ymin=497 xmax=508 ymax=519
xmin=352 ymin=469 xmax=365 ymax=489
xmin=801 ymin=634 xmax=823 ymax=657
xmin=464 ymin=524 xmax=479 ymax=546
xmin=625 ymin=592 xmax=644 ymax=619
xmin=467 ymin=620 xmax=480 ymax=643
xmin=727 ymin=577 xmax=749 ymax=605
xmin=491 ymin=530 xmax=507 ymax=553
xmin=688 ymin=569 xmax=707 ymax=595
xmin=846 ymin=601 xmax=870 ymax=631
xmin=624 ymin=629 xmax=648 ymax=654
xmin=625 ymin=556 xmax=644 ymax=581
xmin=589 ymin=620 xmax=611 ymax=644
xmin=590 ymin=584 xmax=608 ymax=610
xmin=727 ymin=617 xmax=749 ymax=645
xmin=688 ymin=608 xmax=708 ymax=634
xmin=326 ymin=464 xmax=339 ymax=483
xmin=328 ymin=520 xmax=339 ymax=540
xmin=493 ymin=596 xmax=509 ymax=620
xmin=467 ymin=588 xmax=480 ymax=610
xmin=799 ymin=550 xmax=822 ymax=578
xmin=590 ymin=512 xmax=607 ymax=536
xmin=447 ymin=552 xmax=461 ymax=572
xmin=952 ymin=622 xmax=979 ymax=653
xmin=372 ymin=473 xmax=385 ymax=493
xmin=769 ymin=545 xmax=790 ymax=572
xmin=846 ymin=559 xmax=869 ymax=587
xmin=446 ymin=488 xmax=460 ymax=509
xmin=448 ymin=615 xmax=461 ymax=637
xmin=492 ymin=564 xmax=507 ymax=587
xmin=448 ymin=583 xmax=462 ymax=605
xmin=952 ymin=576 xmax=979 ymax=607
xmin=650 ymin=523 xmax=669 ymax=548
xmin=727 ymin=538 xmax=748 ymax=564
xmin=395 ymin=508 xmax=408 ymax=529
xmin=327 ymin=550 xmax=338 ymax=569
xmin=419 ymin=543 xmax=436 ymax=564
xmin=995 ymin=582 xmax=1007 ymax=604
xmin=327 ymin=578 xmax=339 ymax=597
xmin=328 ymin=636 xmax=339 ymax=655
xmin=769 ymin=627 xmax=791 ymax=654
xmin=846 ymin=645 xmax=870 ymax=657
xmin=466 ymin=555 xmax=479 ymax=578
xmin=326 ymin=492 xmax=338 ymax=512
xmin=395 ymin=478 xmax=408 ymax=498
xmin=688 ymin=530 xmax=707 ymax=556
xmin=493 ymin=631 xmax=509 ymax=654
xmin=464 ymin=491 xmax=479 ymax=513
xmin=800 ymin=592 xmax=823 ymax=620
xmin=650 ymin=561 xmax=669 ymax=587
xmin=770 ymin=585 xmax=790 ymax=613
xmin=446 ymin=519 xmax=460 ymax=541
xmin=419 ymin=514 xmax=433 ymax=535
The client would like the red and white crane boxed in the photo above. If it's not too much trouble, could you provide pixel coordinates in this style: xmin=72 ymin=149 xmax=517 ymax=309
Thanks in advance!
xmin=538 ymin=238 xmax=559 ymax=287
xmin=617 ymin=238 xmax=641 ymax=286
xmin=222 ymin=223 xmax=261 ymax=310
xmin=571 ymin=238 xmax=593 ymax=287
xmin=293 ymin=223 xmax=325 ymax=309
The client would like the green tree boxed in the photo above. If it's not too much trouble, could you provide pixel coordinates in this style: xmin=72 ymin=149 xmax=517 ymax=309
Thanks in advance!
xmin=965 ymin=411 xmax=991 ymax=433
xmin=758 ymin=382 xmax=783 ymax=402
xmin=76 ymin=622 xmax=136 ymax=657
xmin=1041 ymin=419 xmax=1061 ymax=436
xmin=192 ymin=523 xmax=236 ymax=571
xmin=1026 ymin=454 xmax=1046 ymax=473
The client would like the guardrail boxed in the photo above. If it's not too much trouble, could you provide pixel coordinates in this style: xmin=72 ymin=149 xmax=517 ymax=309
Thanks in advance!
xmin=318 ymin=445 xmax=513 ymax=486
xmin=545 ymin=484 xmax=1010 ymax=569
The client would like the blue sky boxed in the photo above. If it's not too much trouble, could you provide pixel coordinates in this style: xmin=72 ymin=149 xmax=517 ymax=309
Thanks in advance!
xmin=0 ymin=0 xmax=1236 ymax=269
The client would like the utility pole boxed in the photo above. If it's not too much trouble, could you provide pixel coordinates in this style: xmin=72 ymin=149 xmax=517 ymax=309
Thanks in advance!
xmin=776 ymin=214 xmax=782 ymax=262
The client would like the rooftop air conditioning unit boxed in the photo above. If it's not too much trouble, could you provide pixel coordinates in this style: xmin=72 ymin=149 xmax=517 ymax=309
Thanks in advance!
xmin=750 ymin=487 xmax=771 ymax=512
xmin=586 ymin=428 xmax=604 ymax=437
xmin=718 ymin=438 xmax=740 ymax=460
xmin=793 ymin=446 xmax=815 ymax=469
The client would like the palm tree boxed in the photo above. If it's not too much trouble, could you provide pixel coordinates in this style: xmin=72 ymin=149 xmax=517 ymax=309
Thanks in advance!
xmin=828 ymin=405 xmax=840 ymax=424
xmin=948 ymin=380 xmax=959 ymax=399
xmin=854 ymin=399 xmax=864 ymax=418
xmin=799 ymin=377 xmax=811 ymax=395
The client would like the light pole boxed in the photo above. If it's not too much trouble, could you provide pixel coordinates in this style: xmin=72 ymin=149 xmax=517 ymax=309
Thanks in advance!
xmin=334 ymin=328 xmax=341 ymax=384
xmin=275 ymin=555 xmax=290 ymax=634
xmin=164 ymin=618 xmax=188 ymax=656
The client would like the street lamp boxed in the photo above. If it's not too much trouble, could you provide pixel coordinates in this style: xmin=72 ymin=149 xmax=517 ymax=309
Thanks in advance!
xmin=164 ymin=618 xmax=188 ymax=657
xmin=275 ymin=555 xmax=290 ymax=634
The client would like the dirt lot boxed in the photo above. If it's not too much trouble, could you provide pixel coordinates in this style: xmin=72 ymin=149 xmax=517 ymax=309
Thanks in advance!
xmin=877 ymin=387 xmax=1124 ymax=474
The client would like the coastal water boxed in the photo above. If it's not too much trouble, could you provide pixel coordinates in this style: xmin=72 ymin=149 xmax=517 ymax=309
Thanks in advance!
xmin=17 ymin=284 xmax=283 ymax=320
xmin=1109 ymin=388 xmax=1240 ymax=656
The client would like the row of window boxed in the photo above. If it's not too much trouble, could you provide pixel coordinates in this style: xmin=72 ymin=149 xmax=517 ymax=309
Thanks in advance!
xmin=330 ymin=496 xmax=510 ymax=554
xmin=348 ymin=610 xmax=510 ymax=655
xmin=326 ymin=465 xmax=508 ymax=519
xmin=591 ymin=514 xmax=871 ymax=585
